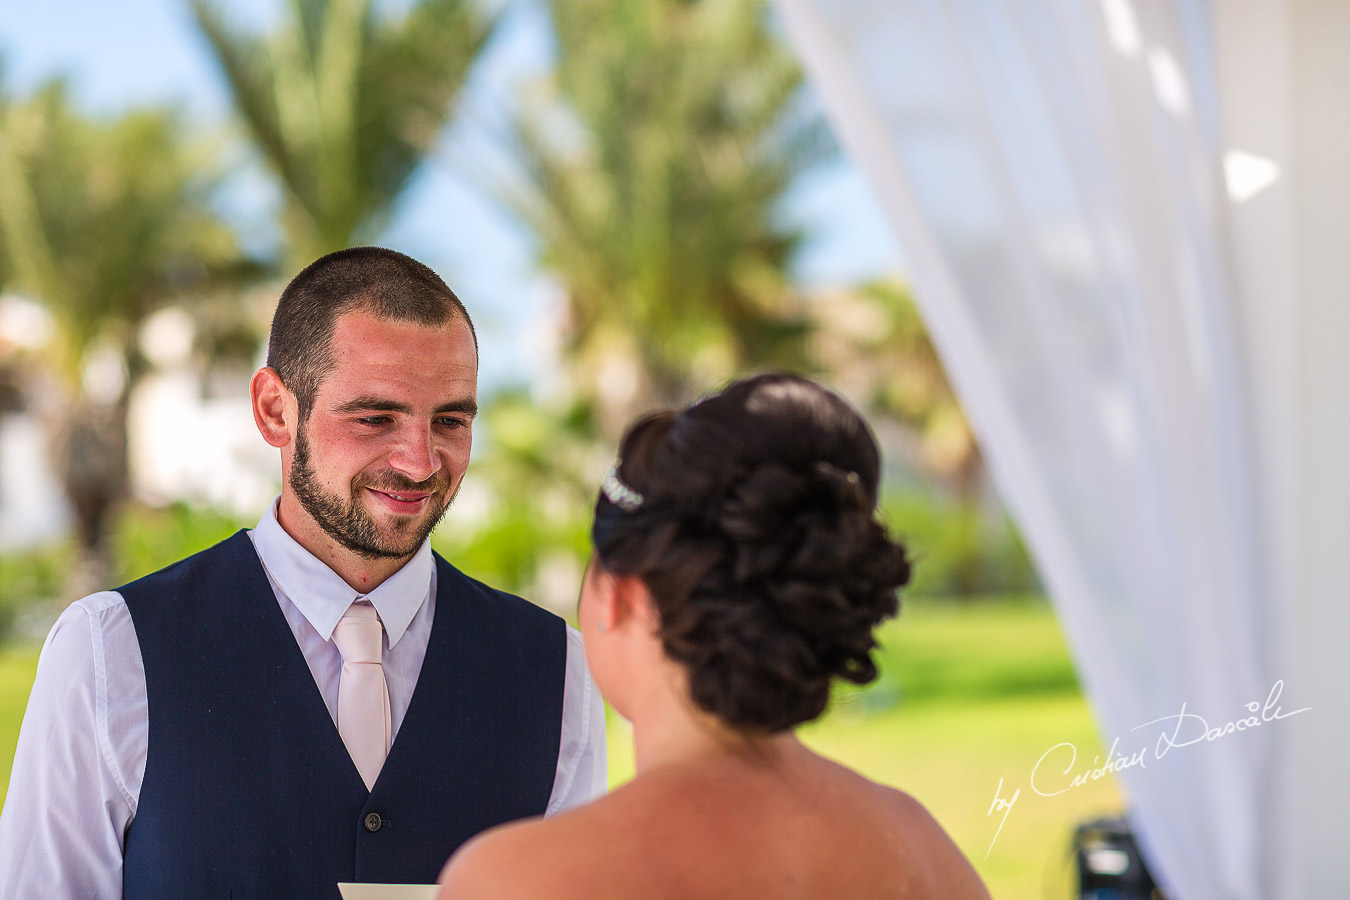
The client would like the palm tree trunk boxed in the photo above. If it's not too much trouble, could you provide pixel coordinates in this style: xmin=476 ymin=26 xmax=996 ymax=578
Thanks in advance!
xmin=53 ymin=392 xmax=129 ymax=597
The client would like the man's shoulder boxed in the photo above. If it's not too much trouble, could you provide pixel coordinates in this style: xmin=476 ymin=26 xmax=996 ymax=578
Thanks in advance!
xmin=41 ymin=590 xmax=131 ymax=666
xmin=117 ymin=529 xmax=255 ymax=594
xmin=68 ymin=588 xmax=131 ymax=618
xmin=116 ymin=531 xmax=261 ymax=622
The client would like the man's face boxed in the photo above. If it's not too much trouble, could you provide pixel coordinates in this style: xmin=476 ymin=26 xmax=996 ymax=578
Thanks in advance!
xmin=283 ymin=311 xmax=478 ymax=562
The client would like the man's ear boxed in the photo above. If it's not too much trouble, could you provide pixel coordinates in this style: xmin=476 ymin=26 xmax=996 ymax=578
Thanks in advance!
xmin=251 ymin=367 xmax=294 ymax=449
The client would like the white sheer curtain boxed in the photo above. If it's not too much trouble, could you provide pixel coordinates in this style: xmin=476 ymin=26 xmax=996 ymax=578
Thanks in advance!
xmin=774 ymin=1 xmax=1346 ymax=897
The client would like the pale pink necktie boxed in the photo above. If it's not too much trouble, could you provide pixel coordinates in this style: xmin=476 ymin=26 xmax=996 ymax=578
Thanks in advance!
xmin=332 ymin=601 xmax=392 ymax=791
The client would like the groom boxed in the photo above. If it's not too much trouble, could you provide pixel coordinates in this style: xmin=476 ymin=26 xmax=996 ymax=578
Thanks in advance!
xmin=0 ymin=248 xmax=606 ymax=897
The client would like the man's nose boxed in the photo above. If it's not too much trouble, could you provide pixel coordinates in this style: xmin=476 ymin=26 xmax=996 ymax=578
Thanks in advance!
xmin=387 ymin=424 xmax=440 ymax=483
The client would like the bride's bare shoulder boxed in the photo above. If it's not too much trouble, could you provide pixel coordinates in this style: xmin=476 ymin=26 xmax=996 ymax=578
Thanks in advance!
xmin=438 ymin=815 xmax=575 ymax=900
xmin=438 ymin=767 xmax=990 ymax=900
xmin=866 ymin=779 xmax=992 ymax=900
xmin=438 ymin=784 xmax=656 ymax=900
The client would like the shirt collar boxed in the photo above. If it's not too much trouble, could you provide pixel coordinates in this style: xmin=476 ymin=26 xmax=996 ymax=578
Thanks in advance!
xmin=251 ymin=496 xmax=433 ymax=648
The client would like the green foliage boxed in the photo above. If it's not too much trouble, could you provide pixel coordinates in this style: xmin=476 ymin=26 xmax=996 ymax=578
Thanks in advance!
xmin=881 ymin=489 xmax=1041 ymax=598
xmin=503 ymin=0 xmax=831 ymax=410
xmin=0 ymin=543 xmax=70 ymax=642
xmin=192 ymin=0 xmax=496 ymax=264
xmin=109 ymin=502 xmax=251 ymax=583
xmin=432 ymin=389 xmax=603 ymax=604
xmin=0 ymin=502 xmax=250 ymax=644
xmin=433 ymin=502 xmax=591 ymax=605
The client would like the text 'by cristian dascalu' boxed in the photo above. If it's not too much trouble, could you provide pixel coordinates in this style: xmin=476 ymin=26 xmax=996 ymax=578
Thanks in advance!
xmin=982 ymin=679 xmax=1310 ymax=859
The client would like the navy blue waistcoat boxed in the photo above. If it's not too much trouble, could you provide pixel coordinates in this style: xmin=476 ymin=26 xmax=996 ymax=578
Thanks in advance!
xmin=119 ymin=531 xmax=566 ymax=899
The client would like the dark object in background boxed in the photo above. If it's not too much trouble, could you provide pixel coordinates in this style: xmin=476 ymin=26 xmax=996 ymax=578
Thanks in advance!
xmin=0 ymin=363 xmax=26 ymax=414
xmin=1074 ymin=815 xmax=1166 ymax=900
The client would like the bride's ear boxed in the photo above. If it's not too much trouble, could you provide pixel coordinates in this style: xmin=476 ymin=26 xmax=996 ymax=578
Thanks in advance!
xmin=610 ymin=574 xmax=660 ymax=635
xmin=584 ymin=559 xmax=658 ymax=636
xmin=583 ymin=562 xmax=628 ymax=635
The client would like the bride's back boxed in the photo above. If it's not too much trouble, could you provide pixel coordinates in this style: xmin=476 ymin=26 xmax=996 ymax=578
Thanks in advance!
xmin=581 ymin=750 xmax=983 ymax=899
xmin=449 ymin=745 xmax=986 ymax=900
xmin=440 ymin=375 xmax=989 ymax=899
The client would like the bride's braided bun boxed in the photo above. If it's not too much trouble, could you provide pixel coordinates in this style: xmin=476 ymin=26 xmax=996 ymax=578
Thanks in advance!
xmin=592 ymin=373 xmax=910 ymax=733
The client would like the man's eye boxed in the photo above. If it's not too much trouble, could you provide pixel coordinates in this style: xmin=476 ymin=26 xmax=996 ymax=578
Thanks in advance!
xmin=437 ymin=417 xmax=469 ymax=429
xmin=357 ymin=416 xmax=390 ymax=426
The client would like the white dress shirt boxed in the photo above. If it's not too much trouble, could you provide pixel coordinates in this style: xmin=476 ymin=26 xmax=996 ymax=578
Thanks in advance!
xmin=0 ymin=499 xmax=607 ymax=899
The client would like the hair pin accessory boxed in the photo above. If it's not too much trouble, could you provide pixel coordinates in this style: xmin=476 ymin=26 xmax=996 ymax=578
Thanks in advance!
xmin=601 ymin=463 xmax=645 ymax=511
xmin=814 ymin=460 xmax=861 ymax=485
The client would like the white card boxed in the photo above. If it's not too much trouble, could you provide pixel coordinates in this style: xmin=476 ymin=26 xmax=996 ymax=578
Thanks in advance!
xmin=337 ymin=883 xmax=441 ymax=900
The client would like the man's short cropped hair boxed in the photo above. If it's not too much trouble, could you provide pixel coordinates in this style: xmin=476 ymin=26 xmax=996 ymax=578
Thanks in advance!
xmin=267 ymin=246 xmax=477 ymax=419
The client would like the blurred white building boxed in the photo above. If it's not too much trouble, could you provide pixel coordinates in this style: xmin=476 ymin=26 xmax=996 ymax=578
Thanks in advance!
xmin=0 ymin=297 xmax=278 ymax=551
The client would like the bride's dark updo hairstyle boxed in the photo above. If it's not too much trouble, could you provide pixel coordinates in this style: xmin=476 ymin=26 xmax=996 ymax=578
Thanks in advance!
xmin=592 ymin=373 xmax=911 ymax=733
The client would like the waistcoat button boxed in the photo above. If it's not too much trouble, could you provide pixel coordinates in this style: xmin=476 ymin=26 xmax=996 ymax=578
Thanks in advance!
xmin=364 ymin=812 xmax=382 ymax=832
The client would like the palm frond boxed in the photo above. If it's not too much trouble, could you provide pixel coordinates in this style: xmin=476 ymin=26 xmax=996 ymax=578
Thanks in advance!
xmin=193 ymin=0 xmax=494 ymax=262
xmin=0 ymin=80 xmax=251 ymax=379
xmin=490 ymin=0 xmax=827 ymax=408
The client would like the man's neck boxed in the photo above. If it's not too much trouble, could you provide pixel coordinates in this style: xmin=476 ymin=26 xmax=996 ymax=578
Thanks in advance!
xmin=274 ymin=494 xmax=414 ymax=593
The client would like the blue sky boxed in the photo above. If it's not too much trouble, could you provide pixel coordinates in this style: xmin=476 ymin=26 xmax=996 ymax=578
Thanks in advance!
xmin=0 ymin=0 xmax=902 ymax=390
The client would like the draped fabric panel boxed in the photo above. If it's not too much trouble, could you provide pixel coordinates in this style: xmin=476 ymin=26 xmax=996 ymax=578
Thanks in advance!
xmin=1213 ymin=3 xmax=1350 ymax=896
xmin=771 ymin=1 xmax=1331 ymax=896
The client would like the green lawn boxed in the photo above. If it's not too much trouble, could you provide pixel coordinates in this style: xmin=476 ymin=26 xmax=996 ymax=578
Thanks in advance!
xmin=0 ymin=597 xmax=1119 ymax=899
xmin=0 ymin=646 xmax=38 ymax=804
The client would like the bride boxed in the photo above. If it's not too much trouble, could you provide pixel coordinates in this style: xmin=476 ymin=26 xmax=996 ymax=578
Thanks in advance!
xmin=439 ymin=373 xmax=989 ymax=899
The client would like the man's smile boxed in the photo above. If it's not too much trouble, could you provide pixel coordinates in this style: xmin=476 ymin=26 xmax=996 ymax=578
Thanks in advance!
xmin=366 ymin=486 xmax=435 ymax=514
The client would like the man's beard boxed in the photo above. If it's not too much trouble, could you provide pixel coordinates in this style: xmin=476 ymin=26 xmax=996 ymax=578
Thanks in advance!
xmin=289 ymin=426 xmax=454 ymax=560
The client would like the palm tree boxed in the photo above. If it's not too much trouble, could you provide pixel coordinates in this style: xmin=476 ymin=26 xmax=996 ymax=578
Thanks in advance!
xmin=809 ymin=280 xmax=983 ymax=499
xmin=496 ymin=0 xmax=831 ymax=429
xmin=0 ymin=79 xmax=248 ymax=590
xmin=805 ymin=280 xmax=1034 ymax=594
xmin=190 ymin=0 xmax=497 ymax=265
